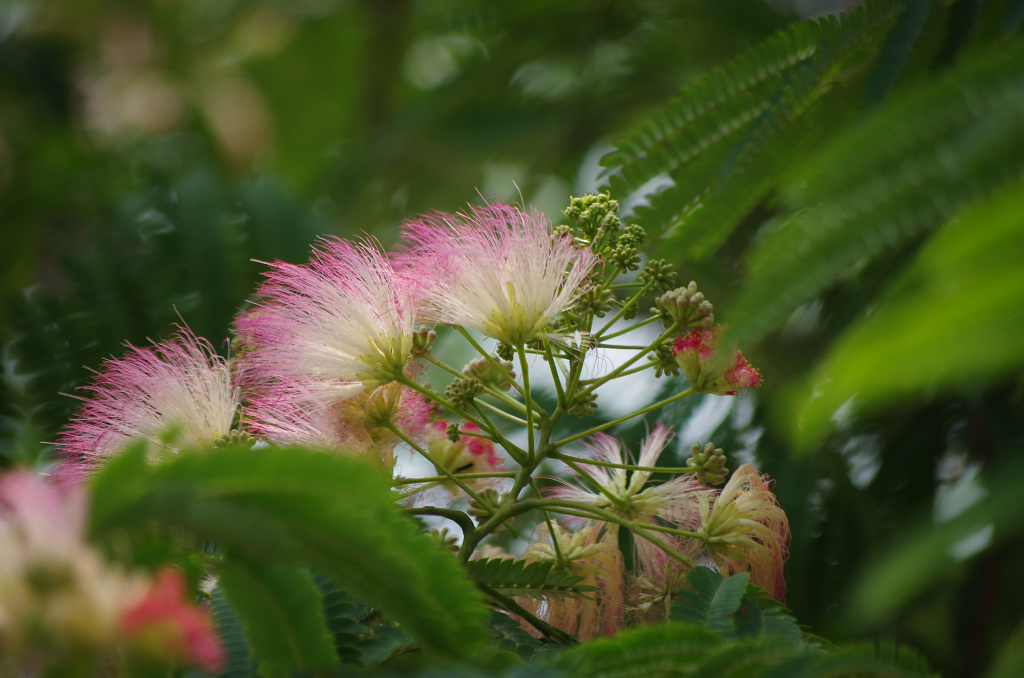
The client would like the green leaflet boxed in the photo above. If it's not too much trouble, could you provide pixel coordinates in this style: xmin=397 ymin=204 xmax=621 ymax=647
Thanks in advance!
xmin=731 ymin=41 xmax=1024 ymax=348
xmin=216 ymin=559 xmax=339 ymax=676
xmin=849 ymin=457 xmax=1024 ymax=628
xmin=554 ymin=624 xmax=722 ymax=678
xmin=601 ymin=0 xmax=909 ymax=249
xmin=87 ymin=444 xmax=490 ymax=664
xmin=670 ymin=567 xmax=802 ymax=643
xmin=467 ymin=558 xmax=598 ymax=599
xmin=783 ymin=178 xmax=1024 ymax=448
xmin=671 ymin=569 xmax=751 ymax=636
xmin=487 ymin=610 xmax=557 ymax=663
xmin=209 ymin=586 xmax=253 ymax=678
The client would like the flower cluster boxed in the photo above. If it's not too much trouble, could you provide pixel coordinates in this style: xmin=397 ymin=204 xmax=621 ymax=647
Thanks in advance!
xmin=42 ymin=193 xmax=782 ymax=653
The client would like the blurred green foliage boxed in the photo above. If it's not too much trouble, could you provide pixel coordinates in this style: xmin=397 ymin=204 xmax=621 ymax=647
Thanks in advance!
xmin=3 ymin=0 xmax=1024 ymax=676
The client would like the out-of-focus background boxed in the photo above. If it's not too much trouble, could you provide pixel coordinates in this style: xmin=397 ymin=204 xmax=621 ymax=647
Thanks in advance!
xmin=3 ymin=2 xmax=1023 ymax=677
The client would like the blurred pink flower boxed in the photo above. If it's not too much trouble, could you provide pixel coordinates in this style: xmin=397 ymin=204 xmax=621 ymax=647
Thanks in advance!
xmin=395 ymin=202 xmax=598 ymax=345
xmin=672 ymin=326 xmax=761 ymax=396
xmin=53 ymin=327 xmax=240 ymax=483
xmin=236 ymin=238 xmax=418 ymax=403
xmin=121 ymin=569 xmax=224 ymax=673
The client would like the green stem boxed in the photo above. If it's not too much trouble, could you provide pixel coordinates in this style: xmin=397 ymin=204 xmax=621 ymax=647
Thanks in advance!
xmin=580 ymin=361 xmax=653 ymax=382
xmin=593 ymin=279 xmax=655 ymax=339
xmin=395 ymin=375 xmax=490 ymax=434
xmin=402 ymin=507 xmax=476 ymax=534
xmin=423 ymin=352 xmax=468 ymax=380
xmin=551 ymin=386 xmax=694 ymax=448
xmin=468 ymin=402 xmax=528 ymax=466
xmin=474 ymin=395 xmax=531 ymax=427
xmin=393 ymin=472 xmax=517 ymax=485
xmin=455 ymin=326 xmax=527 ymax=400
xmin=542 ymin=338 xmax=567 ymax=407
xmin=527 ymin=477 xmax=568 ymax=568
xmin=599 ymin=315 xmax=660 ymax=341
xmin=538 ymin=499 xmax=698 ymax=570
xmin=581 ymin=321 xmax=683 ymax=396
xmin=517 ymin=346 xmax=536 ymax=463
xmin=549 ymin=450 xmax=698 ymax=476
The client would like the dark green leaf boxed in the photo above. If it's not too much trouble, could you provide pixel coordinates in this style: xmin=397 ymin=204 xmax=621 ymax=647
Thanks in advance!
xmin=467 ymin=558 xmax=597 ymax=599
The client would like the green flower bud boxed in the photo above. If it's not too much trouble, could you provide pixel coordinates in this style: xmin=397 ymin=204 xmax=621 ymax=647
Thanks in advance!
xmin=461 ymin=356 xmax=516 ymax=391
xmin=566 ymin=390 xmax=598 ymax=417
xmin=647 ymin=343 xmax=680 ymax=378
xmin=495 ymin=342 xmax=515 ymax=361
xmin=655 ymin=281 xmax=714 ymax=328
xmin=446 ymin=422 xmax=461 ymax=443
xmin=687 ymin=442 xmax=728 ymax=486
xmin=213 ymin=429 xmax=255 ymax=449
xmin=616 ymin=223 xmax=647 ymax=249
xmin=563 ymin=192 xmax=621 ymax=239
xmin=444 ymin=378 xmax=484 ymax=409
xmin=638 ymin=259 xmax=678 ymax=293
xmin=610 ymin=244 xmax=641 ymax=272
xmin=411 ymin=328 xmax=437 ymax=354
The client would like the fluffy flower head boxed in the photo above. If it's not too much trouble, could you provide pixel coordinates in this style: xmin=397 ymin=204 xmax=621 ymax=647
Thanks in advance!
xmin=236 ymin=238 xmax=417 ymax=402
xmin=54 ymin=328 xmax=240 ymax=483
xmin=673 ymin=326 xmax=761 ymax=395
xmin=550 ymin=425 xmax=708 ymax=524
xmin=699 ymin=464 xmax=790 ymax=600
xmin=396 ymin=202 xmax=598 ymax=345
xmin=548 ymin=425 xmax=712 ymax=581
xmin=520 ymin=521 xmax=624 ymax=640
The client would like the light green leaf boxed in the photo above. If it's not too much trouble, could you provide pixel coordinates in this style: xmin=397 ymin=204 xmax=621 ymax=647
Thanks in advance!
xmin=785 ymin=179 xmax=1024 ymax=449
xmin=217 ymin=559 xmax=339 ymax=676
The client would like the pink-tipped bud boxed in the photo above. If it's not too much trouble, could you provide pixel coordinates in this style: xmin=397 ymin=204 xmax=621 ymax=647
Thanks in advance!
xmin=672 ymin=326 xmax=761 ymax=395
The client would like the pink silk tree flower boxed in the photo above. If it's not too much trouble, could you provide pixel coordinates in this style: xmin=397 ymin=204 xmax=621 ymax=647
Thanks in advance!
xmin=235 ymin=237 xmax=418 ymax=403
xmin=547 ymin=425 xmax=713 ymax=579
xmin=395 ymin=202 xmax=598 ymax=345
xmin=699 ymin=464 xmax=790 ymax=601
xmin=245 ymin=381 xmax=432 ymax=467
xmin=520 ymin=521 xmax=624 ymax=640
xmin=672 ymin=326 xmax=762 ymax=396
xmin=422 ymin=421 xmax=504 ymax=495
xmin=53 ymin=328 xmax=240 ymax=484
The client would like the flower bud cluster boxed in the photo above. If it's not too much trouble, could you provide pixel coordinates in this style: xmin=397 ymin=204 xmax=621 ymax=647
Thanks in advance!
xmin=444 ymin=378 xmax=484 ymax=409
xmin=656 ymin=282 xmax=714 ymax=329
xmin=687 ymin=442 xmax=728 ymax=485
xmin=639 ymin=259 xmax=678 ymax=293
xmin=563 ymin=192 xmax=621 ymax=240
xmin=647 ymin=342 xmax=680 ymax=378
